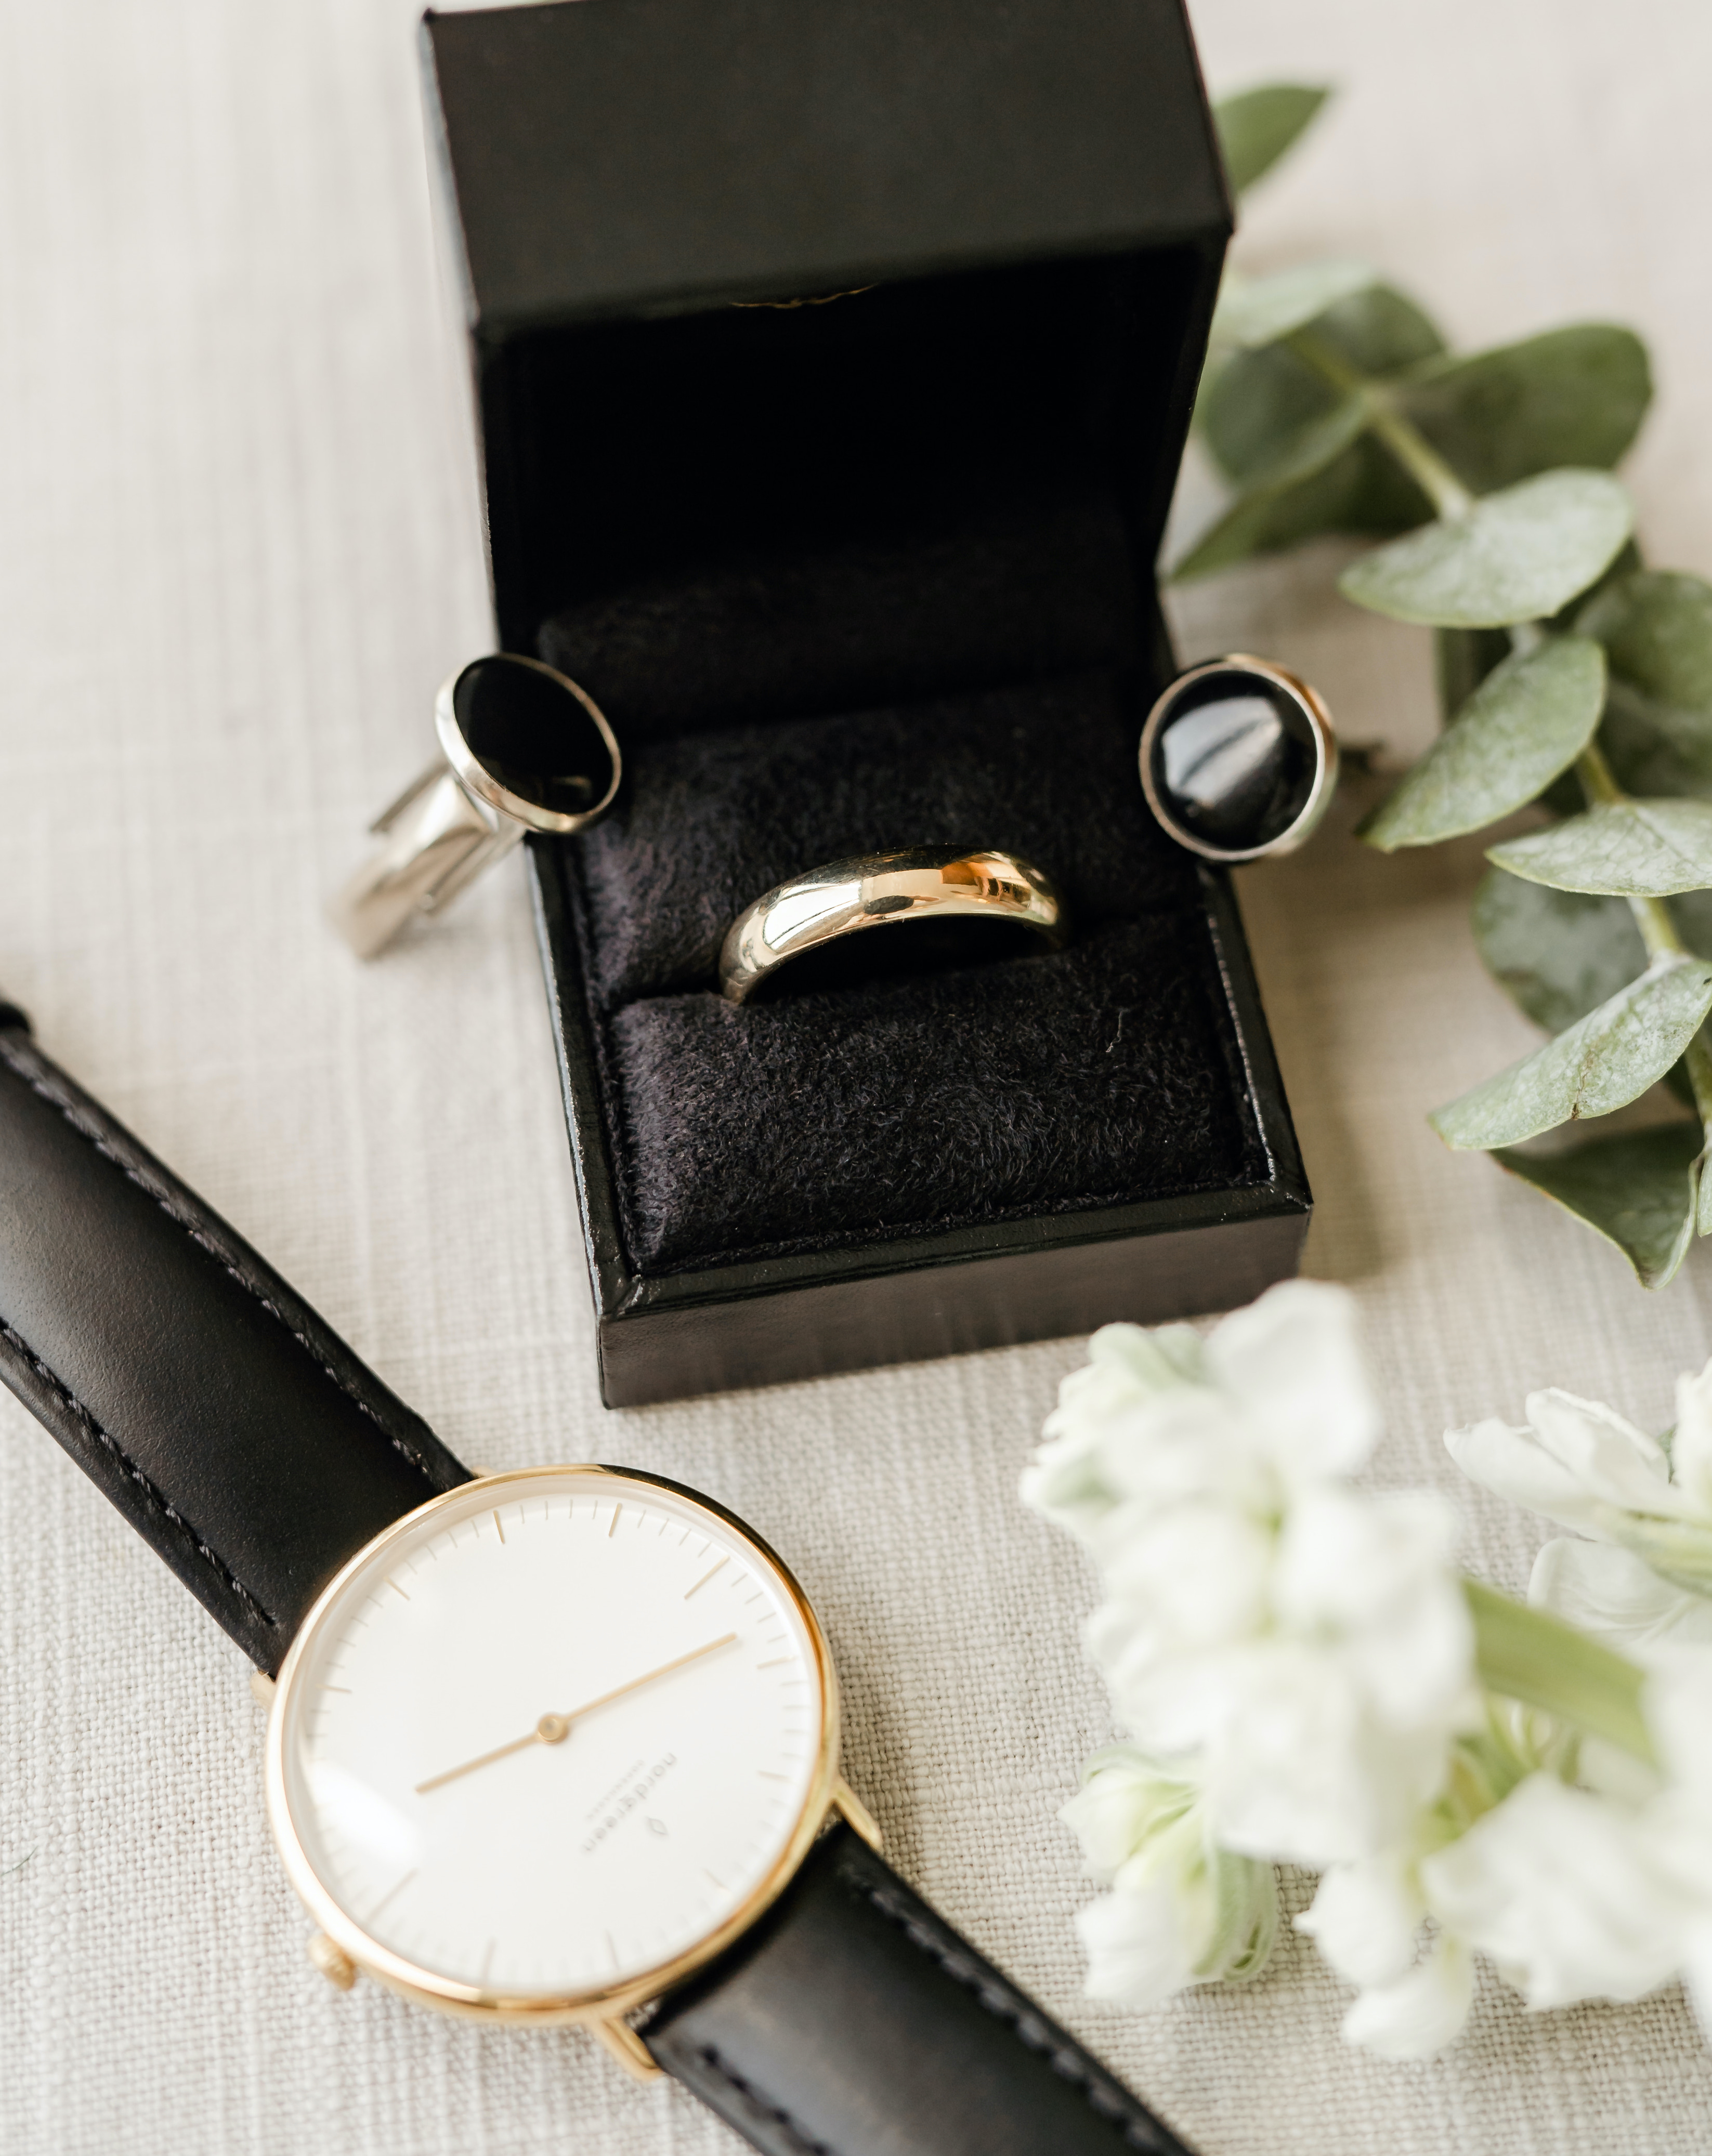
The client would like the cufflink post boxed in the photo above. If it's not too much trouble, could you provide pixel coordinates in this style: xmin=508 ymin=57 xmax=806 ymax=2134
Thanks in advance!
xmin=330 ymin=655 xmax=621 ymax=960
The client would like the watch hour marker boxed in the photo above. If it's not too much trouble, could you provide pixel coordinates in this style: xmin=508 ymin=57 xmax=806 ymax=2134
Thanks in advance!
xmin=704 ymin=1869 xmax=725 ymax=1890
xmin=321 ymin=1684 xmax=352 ymax=1694
xmin=387 ymin=1579 xmax=410 ymax=1601
xmin=756 ymin=1658 xmax=793 ymax=1671
xmin=605 ymin=1930 xmax=619 ymax=1969
xmin=608 ymin=1504 xmax=622 ymax=1538
xmin=759 ymin=1770 xmax=789 ymax=1783
xmin=478 ymin=1938 xmax=496 ymax=1987
xmin=492 ymin=1510 xmax=505 ymax=1544
xmin=684 ymin=1556 xmax=728 ymax=1599
xmin=366 ymin=1868 xmax=418 ymax=1924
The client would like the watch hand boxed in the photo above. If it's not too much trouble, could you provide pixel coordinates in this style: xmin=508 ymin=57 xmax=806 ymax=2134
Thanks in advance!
xmin=414 ymin=1632 xmax=739 ymax=1795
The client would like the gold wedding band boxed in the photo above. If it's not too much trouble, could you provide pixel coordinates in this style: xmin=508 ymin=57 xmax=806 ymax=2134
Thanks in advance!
xmin=717 ymin=846 xmax=1068 ymax=1006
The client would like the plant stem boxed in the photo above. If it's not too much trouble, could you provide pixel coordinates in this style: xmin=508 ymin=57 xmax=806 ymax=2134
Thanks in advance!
xmin=1287 ymin=328 xmax=1476 ymax=519
xmin=1465 ymin=1578 xmax=1656 ymax=1764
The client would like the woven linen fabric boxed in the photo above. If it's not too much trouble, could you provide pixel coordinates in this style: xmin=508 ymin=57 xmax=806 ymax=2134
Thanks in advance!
xmin=4 ymin=1 xmax=1712 ymax=2151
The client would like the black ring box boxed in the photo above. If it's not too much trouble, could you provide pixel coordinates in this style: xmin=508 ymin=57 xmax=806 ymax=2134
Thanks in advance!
xmin=422 ymin=0 xmax=1310 ymax=1406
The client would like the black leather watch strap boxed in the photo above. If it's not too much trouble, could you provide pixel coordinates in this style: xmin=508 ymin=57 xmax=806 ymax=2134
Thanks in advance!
xmin=646 ymin=1822 xmax=1195 ymax=2156
xmin=0 ymin=1010 xmax=469 ymax=1669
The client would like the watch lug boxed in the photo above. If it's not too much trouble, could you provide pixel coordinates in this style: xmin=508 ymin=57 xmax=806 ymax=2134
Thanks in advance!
xmin=832 ymin=1777 xmax=883 ymax=1852
xmin=594 ymin=2014 xmax=663 ymax=2082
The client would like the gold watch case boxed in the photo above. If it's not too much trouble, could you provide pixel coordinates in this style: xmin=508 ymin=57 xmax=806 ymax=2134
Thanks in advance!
xmin=263 ymin=1463 xmax=881 ymax=2076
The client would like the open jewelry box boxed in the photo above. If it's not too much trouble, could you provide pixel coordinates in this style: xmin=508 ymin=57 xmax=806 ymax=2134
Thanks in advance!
xmin=422 ymin=0 xmax=1310 ymax=1406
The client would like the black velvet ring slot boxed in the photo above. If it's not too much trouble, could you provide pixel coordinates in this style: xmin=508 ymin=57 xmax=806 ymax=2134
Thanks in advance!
xmin=538 ymin=554 xmax=1270 ymax=1276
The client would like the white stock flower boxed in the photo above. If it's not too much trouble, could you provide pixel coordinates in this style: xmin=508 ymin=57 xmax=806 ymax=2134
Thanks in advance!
xmin=1448 ymin=1365 xmax=1712 ymax=1598
xmin=1026 ymin=1285 xmax=1473 ymax=1872
xmin=1420 ymin=1773 xmax=1684 ymax=2010
xmin=1063 ymin=1749 xmax=1277 ymax=2007
xmin=1023 ymin=1281 xmax=1381 ymax=1554
xmin=1093 ymin=1486 xmax=1475 ymax=1866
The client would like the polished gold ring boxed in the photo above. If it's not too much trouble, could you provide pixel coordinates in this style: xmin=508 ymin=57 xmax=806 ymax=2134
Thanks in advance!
xmin=717 ymin=846 xmax=1069 ymax=1006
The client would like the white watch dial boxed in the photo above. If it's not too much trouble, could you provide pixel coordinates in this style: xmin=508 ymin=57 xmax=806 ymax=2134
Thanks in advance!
xmin=268 ymin=1467 xmax=830 ymax=2005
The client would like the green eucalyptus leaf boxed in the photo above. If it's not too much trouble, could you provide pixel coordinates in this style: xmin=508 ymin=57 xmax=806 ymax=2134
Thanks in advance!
xmin=1191 ymin=286 xmax=1443 ymax=567
xmin=1548 ymin=538 xmax=1644 ymax=634
xmin=1430 ymin=956 xmax=1712 ymax=1149
xmin=1471 ymin=868 xmax=1645 ymax=1033
xmin=1399 ymin=327 xmax=1653 ymax=494
xmin=1494 ymin=1125 xmax=1702 ymax=1290
xmin=1339 ymin=469 xmax=1635 ymax=629
xmin=1579 ymin=570 xmax=1712 ymax=707
xmin=1359 ymin=637 xmax=1605 ymax=850
xmin=1202 ymin=285 xmax=1444 ymax=484
xmin=1579 ymin=573 xmax=1712 ymax=797
xmin=1599 ymin=681 xmax=1712 ymax=799
xmin=1212 ymin=261 xmax=1377 ymax=352
xmin=1171 ymin=396 xmax=1368 ymax=580
xmin=1213 ymin=84 xmax=1332 ymax=196
xmin=1488 ymin=799 xmax=1712 ymax=897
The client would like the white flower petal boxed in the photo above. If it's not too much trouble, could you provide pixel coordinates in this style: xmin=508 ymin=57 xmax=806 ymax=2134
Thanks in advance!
xmin=1076 ymin=1882 xmax=1200 ymax=2007
xmin=1645 ymin=1656 xmax=1712 ymax=1797
xmin=1273 ymin=1488 xmax=1474 ymax=1732
xmin=1525 ymin=1389 xmax=1679 ymax=1512
xmin=1018 ymin=1419 xmax=1113 ymax=1540
xmin=1445 ymin=1416 xmax=1616 ymax=1539
xmin=1205 ymin=1280 xmax=1380 ymax=1481
xmin=1339 ymin=1934 xmax=1474 ymax=2060
xmin=1297 ymin=1857 xmax=1424 ymax=1987
xmin=1671 ymin=1358 xmax=1712 ymax=1517
xmin=1058 ymin=1752 xmax=1195 ymax=1883
xmin=1530 ymin=1538 xmax=1712 ymax=1662
xmin=1421 ymin=1774 xmax=1683 ymax=2009
xmin=1196 ymin=1642 xmax=1447 ymax=1866
xmin=1101 ymin=1504 xmax=1274 ymax=1651
xmin=1071 ymin=1321 xmax=1207 ymax=1405
xmin=1094 ymin=1390 xmax=1273 ymax=1518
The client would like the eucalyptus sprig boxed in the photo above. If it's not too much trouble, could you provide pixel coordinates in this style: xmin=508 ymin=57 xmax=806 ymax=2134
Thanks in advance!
xmin=1188 ymin=86 xmax=1712 ymax=1288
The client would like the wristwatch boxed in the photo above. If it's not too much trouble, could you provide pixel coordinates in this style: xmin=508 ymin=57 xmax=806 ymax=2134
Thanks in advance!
xmin=0 ymin=1002 xmax=1192 ymax=2156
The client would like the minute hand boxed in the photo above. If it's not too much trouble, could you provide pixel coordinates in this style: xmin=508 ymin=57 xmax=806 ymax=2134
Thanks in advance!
xmin=414 ymin=1632 xmax=739 ymax=1795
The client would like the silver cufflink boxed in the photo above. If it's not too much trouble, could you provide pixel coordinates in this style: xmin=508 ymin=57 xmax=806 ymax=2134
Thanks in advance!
xmin=1140 ymin=655 xmax=1338 ymax=863
xmin=330 ymin=655 xmax=621 ymax=959
xmin=331 ymin=650 xmax=1335 ymax=962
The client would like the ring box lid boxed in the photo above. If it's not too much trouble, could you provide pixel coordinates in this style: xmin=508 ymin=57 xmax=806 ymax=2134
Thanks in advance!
xmin=421 ymin=0 xmax=1232 ymax=654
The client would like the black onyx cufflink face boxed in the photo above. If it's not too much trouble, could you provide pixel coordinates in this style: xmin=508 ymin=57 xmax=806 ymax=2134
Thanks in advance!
xmin=1139 ymin=655 xmax=1337 ymax=863
xmin=329 ymin=655 xmax=621 ymax=960
xmin=440 ymin=654 xmax=621 ymax=825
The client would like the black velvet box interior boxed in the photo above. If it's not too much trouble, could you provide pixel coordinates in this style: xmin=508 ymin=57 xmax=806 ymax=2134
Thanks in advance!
xmin=423 ymin=0 xmax=1310 ymax=1404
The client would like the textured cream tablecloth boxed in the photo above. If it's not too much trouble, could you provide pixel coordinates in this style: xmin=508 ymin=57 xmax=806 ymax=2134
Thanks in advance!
xmin=5 ymin=2 xmax=1712 ymax=2150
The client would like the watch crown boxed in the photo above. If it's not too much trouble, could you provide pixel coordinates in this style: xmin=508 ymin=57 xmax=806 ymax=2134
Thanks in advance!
xmin=307 ymin=1932 xmax=357 ymax=1991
